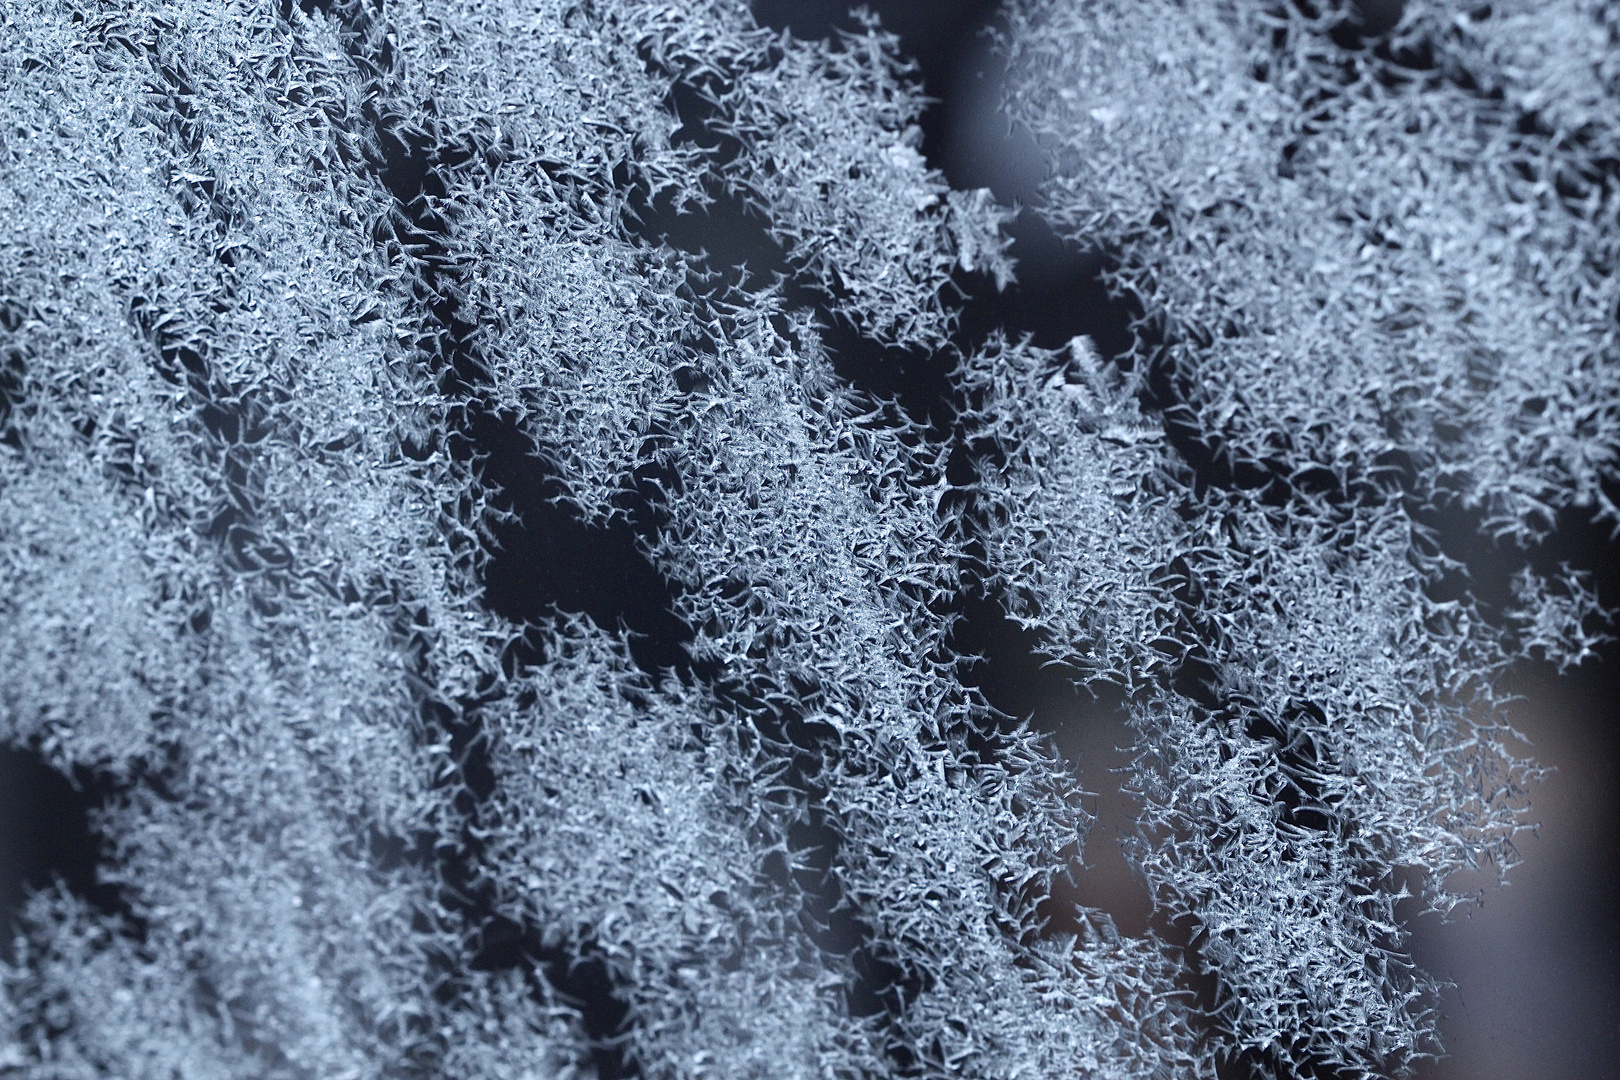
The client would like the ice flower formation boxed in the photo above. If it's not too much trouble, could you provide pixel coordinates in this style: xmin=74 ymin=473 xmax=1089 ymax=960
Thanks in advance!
xmin=2 ymin=0 xmax=1616 ymax=1077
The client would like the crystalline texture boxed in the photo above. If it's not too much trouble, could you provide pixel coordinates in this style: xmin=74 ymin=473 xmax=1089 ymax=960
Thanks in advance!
xmin=1 ymin=1 xmax=1613 ymax=1078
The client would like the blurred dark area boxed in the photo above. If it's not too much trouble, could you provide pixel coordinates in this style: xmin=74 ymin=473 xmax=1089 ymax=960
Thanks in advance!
xmin=0 ymin=750 xmax=132 ymax=950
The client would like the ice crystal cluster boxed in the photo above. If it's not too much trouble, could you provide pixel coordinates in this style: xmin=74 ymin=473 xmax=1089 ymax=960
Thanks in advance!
xmin=1 ymin=0 xmax=1616 ymax=1077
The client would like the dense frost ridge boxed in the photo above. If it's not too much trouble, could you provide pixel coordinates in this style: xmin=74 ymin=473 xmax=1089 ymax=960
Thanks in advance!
xmin=1 ymin=0 xmax=1616 ymax=1077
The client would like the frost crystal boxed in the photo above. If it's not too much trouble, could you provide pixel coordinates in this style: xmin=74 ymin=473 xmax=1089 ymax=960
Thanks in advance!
xmin=1 ymin=0 xmax=1613 ymax=1077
